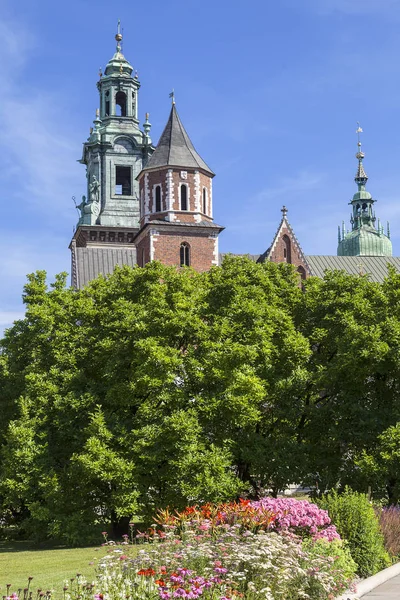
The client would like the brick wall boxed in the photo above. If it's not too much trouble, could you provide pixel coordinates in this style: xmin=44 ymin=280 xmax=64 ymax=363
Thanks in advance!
xmin=136 ymin=228 xmax=217 ymax=272
xmin=269 ymin=225 xmax=309 ymax=278
xmin=139 ymin=168 xmax=213 ymax=223
xmin=135 ymin=234 xmax=151 ymax=267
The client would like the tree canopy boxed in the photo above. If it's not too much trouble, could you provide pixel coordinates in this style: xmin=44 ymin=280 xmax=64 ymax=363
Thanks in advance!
xmin=1 ymin=258 xmax=400 ymax=543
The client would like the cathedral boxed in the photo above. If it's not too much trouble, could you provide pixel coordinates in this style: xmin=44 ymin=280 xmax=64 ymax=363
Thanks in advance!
xmin=70 ymin=27 xmax=400 ymax=287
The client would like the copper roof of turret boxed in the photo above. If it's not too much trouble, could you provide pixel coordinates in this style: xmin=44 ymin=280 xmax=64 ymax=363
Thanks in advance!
xmin=144 ymin=104 xmax=214 ymax=176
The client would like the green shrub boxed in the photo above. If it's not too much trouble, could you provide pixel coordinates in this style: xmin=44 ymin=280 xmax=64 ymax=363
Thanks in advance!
xmin=317 ymin=487 xmax=391 ymax=577
xmin=304 ymin=537 xmax=357 ymax=583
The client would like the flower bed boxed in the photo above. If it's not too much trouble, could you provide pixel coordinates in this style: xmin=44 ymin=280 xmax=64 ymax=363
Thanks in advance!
xmin=154 ymin=497 xmax=340 ymax=541
xmin=87 ymin=498 xmax=354 ymax=600
xmin=5 ymin=498 xmax=356 ymax=600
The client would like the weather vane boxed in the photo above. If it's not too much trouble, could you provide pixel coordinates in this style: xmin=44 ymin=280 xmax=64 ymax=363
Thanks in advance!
xmin=169 ymin=89 xmax=175 ymax=105
xmin=356 ymin=122 xmax=364 ymax=159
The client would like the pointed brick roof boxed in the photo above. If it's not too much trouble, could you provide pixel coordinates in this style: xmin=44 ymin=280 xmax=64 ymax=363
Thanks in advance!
xmin=259 ymin=207 xmax=313 ymax=276
xmin=145 ymin=105 xmax=214 ymax=176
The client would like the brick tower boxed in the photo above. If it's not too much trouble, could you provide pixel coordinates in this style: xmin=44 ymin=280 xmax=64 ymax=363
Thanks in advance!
xmin=135 ymin=101 xmax=224 ymax=272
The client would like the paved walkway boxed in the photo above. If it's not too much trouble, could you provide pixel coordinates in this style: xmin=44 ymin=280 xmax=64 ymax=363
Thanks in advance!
xmin=362 ymin=573 xmax=400 ymax=598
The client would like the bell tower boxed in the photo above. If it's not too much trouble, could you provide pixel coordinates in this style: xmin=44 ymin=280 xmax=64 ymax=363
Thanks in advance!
xmin=135 ymin=99 xmax=224 ymax=272
xmin=78 ymin=21 xmax=153 ymax=228
xmin=70 ymin=23 xmax=153 ymax=288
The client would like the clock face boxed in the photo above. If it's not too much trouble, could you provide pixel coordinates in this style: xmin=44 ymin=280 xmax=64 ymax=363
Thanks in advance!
xmin=180 ymin=171 xmax=187 ymax=179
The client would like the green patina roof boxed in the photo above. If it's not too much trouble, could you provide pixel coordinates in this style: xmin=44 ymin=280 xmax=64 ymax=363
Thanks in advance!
xmin=338 ymin=226 xmax=392 ymax=256
xmin=337 ymin=129 xmax=392 ymax=257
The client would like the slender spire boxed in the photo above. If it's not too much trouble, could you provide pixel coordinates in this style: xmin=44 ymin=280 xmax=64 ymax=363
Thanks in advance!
xmin=355 ymin=122 xmax=368 ymax=187
xmin=143 ymin=112 xmax=152 ymax=144
xmin=115 ymin=19 xmax=123 ymax=53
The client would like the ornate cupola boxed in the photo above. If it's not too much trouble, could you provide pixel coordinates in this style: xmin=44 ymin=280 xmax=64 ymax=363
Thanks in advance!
xmin=337 ymin=125 xmax=392 ymax=257
xmin=69 ymin=23 xmax=153 ymax=288
xmin=134 ymin=97 xmax=224 ymax=272
xmin=76 ymin=21 xmax=153 ymax=230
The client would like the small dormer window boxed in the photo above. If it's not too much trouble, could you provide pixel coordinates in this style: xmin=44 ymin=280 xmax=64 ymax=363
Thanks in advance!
xmin=180 ymin=184 xmax=188 ymax=211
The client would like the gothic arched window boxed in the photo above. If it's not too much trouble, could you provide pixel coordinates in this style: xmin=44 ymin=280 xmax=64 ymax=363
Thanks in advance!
xmin=180 ymin=184 xmax=188 ymax=211
xmin=115 ymin=91 xmax=127 ymax=117
xmin=155 ymin=186 xmax=161 ymax=212
xmin=282 ymin=234 xmax=292 ymax=263
xmin=180 ymin=242 xmax=190 ymax=267
xmin=297 ymin=266 xmax=306 ymax=281
xmin=203 ymin=187 xmax=207 ymax=214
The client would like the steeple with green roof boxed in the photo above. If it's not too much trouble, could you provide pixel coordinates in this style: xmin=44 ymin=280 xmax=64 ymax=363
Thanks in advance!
xmin=77 ymin=21 xmax=153 ymax=228
xmin=337 ymin=125 xmax=392 ymax=257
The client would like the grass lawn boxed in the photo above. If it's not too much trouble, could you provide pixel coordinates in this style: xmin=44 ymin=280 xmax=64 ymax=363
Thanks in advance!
xmin=0 ymin=541 xmax=111 ymax=596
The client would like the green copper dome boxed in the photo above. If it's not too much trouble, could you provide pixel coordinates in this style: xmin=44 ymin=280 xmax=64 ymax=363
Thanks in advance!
xmin=338 ymin=225 xmax=392 ymax=256
xmin=337 ymin=126 xmax=392 ymax=257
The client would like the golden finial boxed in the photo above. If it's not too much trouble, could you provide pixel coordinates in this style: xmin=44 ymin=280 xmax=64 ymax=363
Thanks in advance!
xmin=145 ymin=112 xmax=149 ymax=120
xmin=169 ymin=89 xmax=175 ymax=105
xmin=115 ymin=19 xmax=123 ymax=52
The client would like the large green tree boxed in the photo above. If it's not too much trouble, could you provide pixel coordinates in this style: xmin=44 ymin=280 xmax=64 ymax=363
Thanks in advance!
xmin=3 ymin=259 xmax=400 ymax=543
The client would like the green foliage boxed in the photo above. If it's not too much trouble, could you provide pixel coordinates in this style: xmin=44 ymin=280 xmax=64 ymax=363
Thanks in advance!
xmin=356 ymin=423 xmax=400 ymax=504
xmin=2 ymin=259 xmax=308 ymax=542
xmin=303 ymin=538 xmax=357 ymax=583
xmin=317 ymin=488 xmax=391 ymax=577
xmin=4 ymin=259 xmax=400 ymax=542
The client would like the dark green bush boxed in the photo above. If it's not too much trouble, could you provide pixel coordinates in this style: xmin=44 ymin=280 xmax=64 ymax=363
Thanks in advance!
xmin=317 ymin=487 xmax=390 ymax=577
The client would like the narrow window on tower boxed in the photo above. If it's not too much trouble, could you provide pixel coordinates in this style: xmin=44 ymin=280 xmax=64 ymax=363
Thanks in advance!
xmin=115 ymin=166 xmax=131 ymax=195
xmin=180 ymin=242 xmax=190 ymax=267
xmin=105 ymin=90 xmax=110 ymax=116
xmin=115 ymin=91 xmax=127 ymax=116
xmin=155 ymin=185 xmax=161 ymax=212
xmin=180 ymin=184 xmax=188 ymax=210
xmin=203 ymin=187 xmax=207 ymax=214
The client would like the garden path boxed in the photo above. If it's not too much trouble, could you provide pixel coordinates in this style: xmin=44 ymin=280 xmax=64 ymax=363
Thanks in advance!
xmin=362 ymin=573 xmax=400 ymax=598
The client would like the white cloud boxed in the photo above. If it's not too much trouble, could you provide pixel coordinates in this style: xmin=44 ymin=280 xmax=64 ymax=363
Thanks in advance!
xmin=0 ymin=18 xmax=82 ymax=221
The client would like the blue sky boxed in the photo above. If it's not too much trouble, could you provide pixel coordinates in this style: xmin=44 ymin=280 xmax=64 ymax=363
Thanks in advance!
xmin=1 ymin=0 xmax=400 ymax=331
